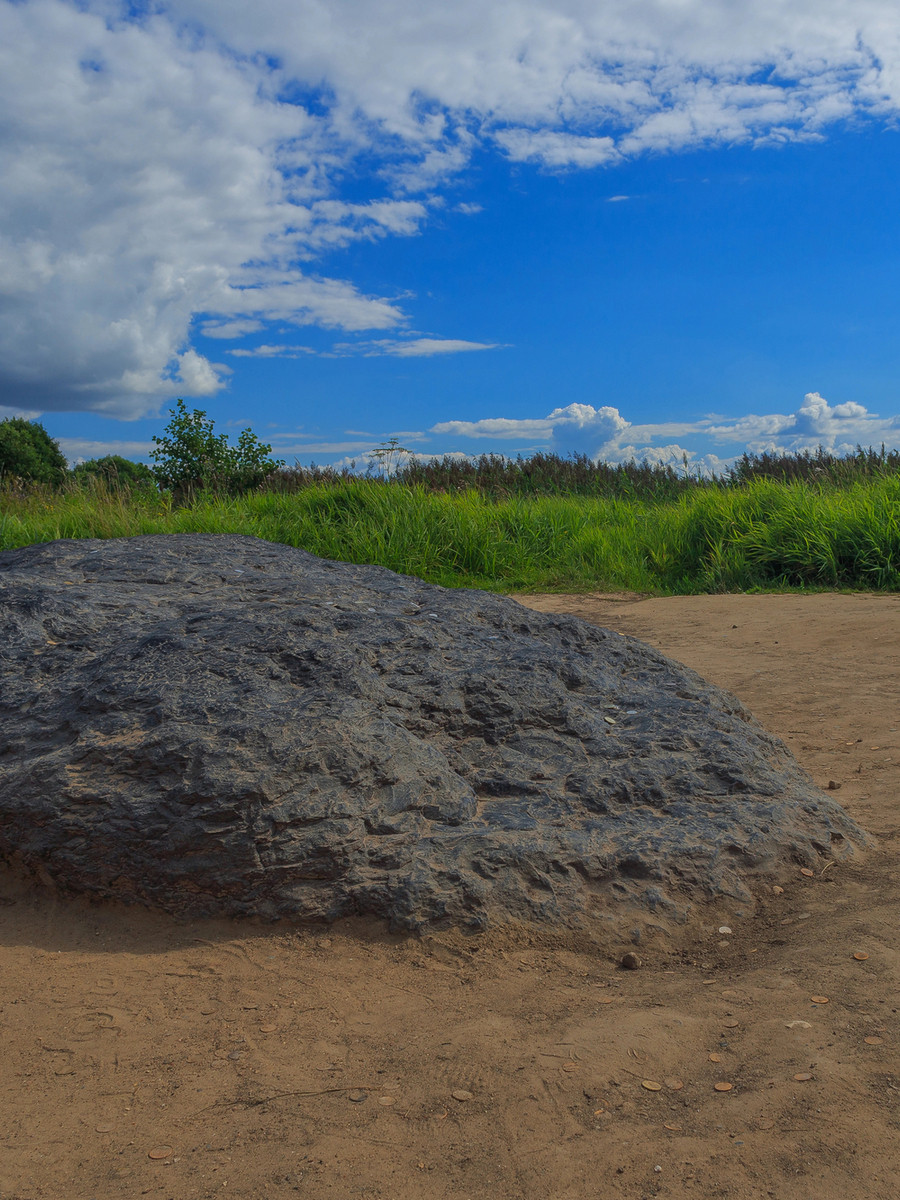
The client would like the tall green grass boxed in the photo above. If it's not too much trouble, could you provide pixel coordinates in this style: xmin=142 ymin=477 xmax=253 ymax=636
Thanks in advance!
xmin=2 ymin=475 xmax=900 ymax=593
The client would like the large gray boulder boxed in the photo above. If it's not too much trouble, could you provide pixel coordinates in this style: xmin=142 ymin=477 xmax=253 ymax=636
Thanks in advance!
xmin=0 ymin=535 xmax=868 ymax=933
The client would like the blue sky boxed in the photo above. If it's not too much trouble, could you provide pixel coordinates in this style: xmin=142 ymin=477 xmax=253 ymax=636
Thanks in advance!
xmin=3 ymin=1 xmax=900 ymax=474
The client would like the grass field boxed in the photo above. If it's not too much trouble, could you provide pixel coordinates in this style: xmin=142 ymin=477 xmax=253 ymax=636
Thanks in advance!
xmin=3 ymin=471 xmax=900 ymax=594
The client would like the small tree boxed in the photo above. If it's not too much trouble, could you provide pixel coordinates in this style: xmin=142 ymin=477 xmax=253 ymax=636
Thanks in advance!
xmin=150 ymin=399 xmax=283 ymax=499
xmin=0 ymin=418 xmax=69 ymax=484
xmin=72 ymin=455 xmax=156 ymax=488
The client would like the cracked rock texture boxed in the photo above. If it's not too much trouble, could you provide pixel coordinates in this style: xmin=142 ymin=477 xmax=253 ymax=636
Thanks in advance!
xmin=0 ymin=535 xmax=869 ymax=932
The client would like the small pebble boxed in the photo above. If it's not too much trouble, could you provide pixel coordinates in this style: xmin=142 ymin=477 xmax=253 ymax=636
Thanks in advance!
xmin=620 ymin=952 xmax=642 ymax=970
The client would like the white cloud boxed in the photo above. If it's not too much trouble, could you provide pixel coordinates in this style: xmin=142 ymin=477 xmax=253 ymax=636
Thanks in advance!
xmin=433 ymin=402 xmax=630 ymax=454
xmin=494 ymin=130 xmax=618 ymax=167
xmin=227 ymin=344 xmax=314 ymax=359
xmin=6 ymin=2 xmax=900 ymax=414
xmin=56 ymin=437 xmax=154 ymax=466
xmin=332 ymin=337 xmax=501 ymax=357
xmin=0 ymin=0 xmax=408 ymax=417
xmin=430 ymin=393 xmax=900 ymax=465
xmin=200 ymin=320 xmax=264 ymax=340
xmin=173 ymin=349 xmax=224 ymax=396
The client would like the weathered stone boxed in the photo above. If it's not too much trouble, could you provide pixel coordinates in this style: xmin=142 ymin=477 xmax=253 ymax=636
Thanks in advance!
xmin=0 ymin=535 xmax=868 ymax=932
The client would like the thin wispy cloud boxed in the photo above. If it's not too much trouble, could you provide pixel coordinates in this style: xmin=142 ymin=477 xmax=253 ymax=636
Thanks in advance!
xmin=4 ymin=1 xmax=900 ymax=418
xmin=332 ymin=338 xmax=502 ymax=358
xmin=226 ymin=345 xmax=314 ymax=359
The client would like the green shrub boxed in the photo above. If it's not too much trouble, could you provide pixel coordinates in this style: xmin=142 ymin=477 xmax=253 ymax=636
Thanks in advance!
xmin=0 ymin=418 xmax=68 ymax=484
xmin=72 ymin=455 xmax=156 ymax=488
xmin=150 ymin=399 xmax=283 ymax=499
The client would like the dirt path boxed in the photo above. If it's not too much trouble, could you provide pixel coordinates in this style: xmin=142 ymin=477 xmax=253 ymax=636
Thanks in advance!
xmin=2 ymin=592 xmax=899 ymax=1200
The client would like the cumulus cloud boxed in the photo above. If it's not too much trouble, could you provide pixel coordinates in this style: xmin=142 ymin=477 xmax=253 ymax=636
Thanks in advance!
xmin=433 ymin=402 xmax=630 ymax=456
xmin=6 ymin=2 xmax=900 ymax=415
xmin=431 ymin=393 xmax=900 ymax=467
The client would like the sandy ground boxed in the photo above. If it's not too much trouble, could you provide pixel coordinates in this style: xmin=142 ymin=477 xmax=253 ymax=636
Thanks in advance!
xmin=2 ymin=591 xmax=900 ymax=1200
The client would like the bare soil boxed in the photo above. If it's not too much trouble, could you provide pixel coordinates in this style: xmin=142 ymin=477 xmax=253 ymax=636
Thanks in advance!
xmin=2 ymin=591 xmax=899 ymax=1200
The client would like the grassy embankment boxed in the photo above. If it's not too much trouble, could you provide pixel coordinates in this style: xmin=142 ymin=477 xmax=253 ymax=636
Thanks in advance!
xmin=3 ymin=470 xmax=900 ymax=594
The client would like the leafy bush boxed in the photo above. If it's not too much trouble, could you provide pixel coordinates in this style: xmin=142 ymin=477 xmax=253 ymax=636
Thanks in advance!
xmin=72 ymin=455 xmax=156 ymax=488
xmin=0 ymin=418 xmax=68 ymax=484
xmin=150 ymin=399 xmax=283 ymax=499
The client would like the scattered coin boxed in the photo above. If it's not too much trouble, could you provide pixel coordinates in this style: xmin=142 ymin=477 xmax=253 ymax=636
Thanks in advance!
xmin=259 ymin=1023 xmax=277 ymax=1033
xmin=853 ymin=951 xmax=869 ymax=961
xmin=663 ymin=1123 xmax=682 ymax=1131
xmin=772 ymin=885 xmax=784 ymax=895
xmin=562 ymin=1062 xmax=580 ymax=1073
xmin=664 ymin=1078 xmax=684 ymax=1091
xmin=147 ymin=1146 xmax=174 ymax=1160
xmin=713 ymin=1082 xmax=733 ymax=1092
xmin=641 ymin=1080 xmax=663 ymax=1091
xmin=792 ymin=1073 xmax=813 ymax=1082
xmin=348 ymin=1090 xmax=368 ymax=1103
xmin=722 ymin=1019 xmax=740 ymax=1028
xmin=451 ymin=1089 xmax=474 ymax=1102
xmin=378 ymin=1095 xmax=396 ymax=1105
xmin=718 ymin=926 xmax=733 ymax=935
xmin=864 ymin=1037 xmax=884 ymax=1046
xmin=94 ymin=1123 xmax=113 ymax=1134
xmin=810 ymin=996 xmax=830 ymax=1005
xmin=800 ymin=868 xmax=815 ymax=878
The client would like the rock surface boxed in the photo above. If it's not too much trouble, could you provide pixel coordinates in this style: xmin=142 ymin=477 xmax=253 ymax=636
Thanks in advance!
xmin=0 ymin=535 xmax=868 ymax=933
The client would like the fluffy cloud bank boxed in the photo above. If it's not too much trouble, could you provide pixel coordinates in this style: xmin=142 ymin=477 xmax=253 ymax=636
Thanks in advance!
xmin=432 ymin=393 xmax=900 ymax=471
xmin=4 ymin=2 xmax=900 ymax=415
